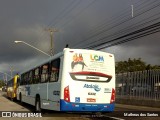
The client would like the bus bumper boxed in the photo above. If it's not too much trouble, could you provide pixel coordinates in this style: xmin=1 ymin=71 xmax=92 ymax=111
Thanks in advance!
xmin=60 ymin=99 xmax=115 ymax=112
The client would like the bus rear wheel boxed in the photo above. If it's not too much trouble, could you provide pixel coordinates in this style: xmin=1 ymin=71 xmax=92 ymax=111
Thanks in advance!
xmin=35 ymin=97 xmax=41 ymax=112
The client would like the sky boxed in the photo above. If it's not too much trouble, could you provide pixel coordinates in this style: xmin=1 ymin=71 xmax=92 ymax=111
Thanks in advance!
xmin=0 ymin=0 xmax=160 ymax=80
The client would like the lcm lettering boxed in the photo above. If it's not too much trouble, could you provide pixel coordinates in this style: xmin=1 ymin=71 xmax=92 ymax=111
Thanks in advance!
xmin=90 ymin=54 xmax=104 ymax=62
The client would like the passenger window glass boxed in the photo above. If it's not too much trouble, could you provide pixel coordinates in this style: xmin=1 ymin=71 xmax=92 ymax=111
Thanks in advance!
xmin=33 ymin=68 xmax=40 ymax=84
xmin=41 ymin=64 xmax=49 ymax=83
xmin=50 ymin=58 xmax=60 ymax=82
xmin=24 ymin=73 xmax=29 ymax=85
xmin=20 ymin=74 xmax=24 ymax=85
xmin=17 ymin=77 xmax=20 ymax=86
xmin=29 ymin=71 xmax=33 ymax=84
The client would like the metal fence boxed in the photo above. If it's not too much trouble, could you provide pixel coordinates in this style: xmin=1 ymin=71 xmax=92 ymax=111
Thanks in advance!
xmin=116 ymin=69 xmax=160 ymax=101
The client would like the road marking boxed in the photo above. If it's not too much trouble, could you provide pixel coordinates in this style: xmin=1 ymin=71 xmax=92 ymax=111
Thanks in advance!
xmin=103 ymin=115 xmax=125 ymax=120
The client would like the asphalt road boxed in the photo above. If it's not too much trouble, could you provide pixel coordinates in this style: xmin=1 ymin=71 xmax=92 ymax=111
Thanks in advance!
xmin=0 ymin=91 xmax=160 ymax=120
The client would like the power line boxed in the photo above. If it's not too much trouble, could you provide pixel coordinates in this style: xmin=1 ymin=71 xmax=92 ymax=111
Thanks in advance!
xmin=87 ymin=22 xmax=160 ymax=50
xmin=85 ymin=0 xmax=148 ymax=37
xmin=60 ymin=0 xmax=97 ymax=29
xmin=97 ymin=27 xmax=160 ymax=50
xmin=71 ymin=0 xmax=153 ymax=48
xmin=49 ymin=0 xmax=82 ymax=27
xmin=47 ymin=0 xmax=78 ymax=27
xmin=88 ymin=17 xmax=160 ymax=48
xmin=26 ymin=0 xmax=160 ymax=53
xmin=87 ymin=21 xmax=160 ymax=49
xmin=38 ymin=0 xmax=155 ymax=51
xmin=73 ymin=1 xmax=160 ymax=49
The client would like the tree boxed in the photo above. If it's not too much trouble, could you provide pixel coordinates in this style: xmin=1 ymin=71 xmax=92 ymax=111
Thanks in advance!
xmin=151 ymin=65 xmax=160 ymax=70
xmin=116 ymin=58 xmax=159 ymax=73
xmin=146 ymin=64 xmax=152 ymax=70
xmin=0 ymin=80 xmax=5 ymax=88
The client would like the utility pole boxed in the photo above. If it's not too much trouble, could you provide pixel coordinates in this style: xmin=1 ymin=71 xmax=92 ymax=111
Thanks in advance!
xmin=3 ymin=74 xmax=5 ymax=83
xmin=45 ymin=28 xmax=58 ymax=56
xmin=4 ymin=73 xmax=7 ymax=85
xmin=10 ymin=66 xmax=13 ymax=78
xmin=131 ymin=5 xmax=134 ymax=17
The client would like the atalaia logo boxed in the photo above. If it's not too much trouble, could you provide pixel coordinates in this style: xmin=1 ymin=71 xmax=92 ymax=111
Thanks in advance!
xmin=83 ymin=84 xmax=101 ymax=92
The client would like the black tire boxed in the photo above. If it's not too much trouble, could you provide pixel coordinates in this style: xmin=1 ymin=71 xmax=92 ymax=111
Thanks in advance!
xmin=11 ymin=97 xmax=13 ymax=101
xmin=11 ymin=93 xmax=14 ymax=101
xmin=35 ymin=97 xmax=41 ymax=112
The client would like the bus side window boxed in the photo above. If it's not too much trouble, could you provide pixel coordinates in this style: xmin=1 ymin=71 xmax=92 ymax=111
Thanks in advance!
xmin=50 ymin=58 xmax=60 ymax=82
xmin=41 ymin=63 xmax=49 ymax=83
xmin=32 ymin=69 xmax=35 ymax=84
xmin=33 ymin=68 xmax=40 ymax=84
xmin=24 ymin=73 xmax=29 ymax=85
xmin=21 ymin=74 xmax=25 ymax=85
xmin=17 ymin=77 xmax=20 ymax=86
xmin=28 ymin=71 xmax=33 ymax=84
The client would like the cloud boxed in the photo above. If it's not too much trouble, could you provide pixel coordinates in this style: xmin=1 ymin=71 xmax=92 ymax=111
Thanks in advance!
xmin=14 ymin=24 xmax=51 ymax=56
xmin=105 ymin=32 xmax=160 ymax=65
xmin=0 ymin=24 xmax=51 ymax=77
xmin=0 ymin=0 xmax=159 ymax=80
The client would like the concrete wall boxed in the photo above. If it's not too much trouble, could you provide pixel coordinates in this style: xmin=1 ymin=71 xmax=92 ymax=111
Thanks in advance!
xmin=116 ymin=98 xmax=160 ymax=108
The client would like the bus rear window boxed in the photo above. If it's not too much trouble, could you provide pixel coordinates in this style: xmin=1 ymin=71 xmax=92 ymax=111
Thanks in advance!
xmin=69 ymin=71 xmax=112 ymax=82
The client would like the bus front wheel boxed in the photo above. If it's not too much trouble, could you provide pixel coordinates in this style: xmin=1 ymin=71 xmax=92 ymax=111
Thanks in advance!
xmin=35 ymin=97 xmax=41 ymax=112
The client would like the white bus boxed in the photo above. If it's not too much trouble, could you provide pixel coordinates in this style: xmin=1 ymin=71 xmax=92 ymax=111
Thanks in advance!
xmin=17 ymin=48 xmax=115 ymax=112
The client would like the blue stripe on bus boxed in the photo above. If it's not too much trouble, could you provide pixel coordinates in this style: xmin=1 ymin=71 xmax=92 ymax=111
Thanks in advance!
xmin=60 ymin=99 xmax=115 ymax=112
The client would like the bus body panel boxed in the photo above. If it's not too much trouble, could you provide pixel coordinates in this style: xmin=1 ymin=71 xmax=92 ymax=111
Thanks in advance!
xmin=17 ymin=83 xmax=61 ymax=111
xmin=60 ymin=49 xmax=115 ymax=111
xmin=60 ymin=100 xmax=115 ymax=111
xmin=46 ymin=82 xmax=61 ymax=111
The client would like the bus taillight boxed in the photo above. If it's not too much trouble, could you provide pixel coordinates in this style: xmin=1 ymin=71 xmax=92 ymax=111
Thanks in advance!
xmin=64 ymin=86 xmax=70 ymax=102
xmin=110 ymin=88 xmax=115 ymax=104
